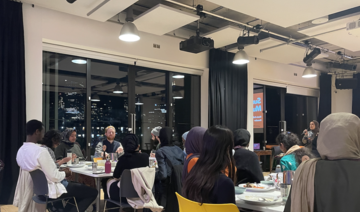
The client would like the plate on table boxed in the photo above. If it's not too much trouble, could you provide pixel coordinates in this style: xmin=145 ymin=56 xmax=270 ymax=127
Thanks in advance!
xmin=67 ymin=164 xmax=85 ymax=168
xmin=239 ymin=195 xmax=281 ymax=206
xmin=239 ymin=183 xmax=275 ymax=192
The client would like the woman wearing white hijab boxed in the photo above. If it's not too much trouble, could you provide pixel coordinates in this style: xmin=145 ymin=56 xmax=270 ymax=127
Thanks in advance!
xmin=284 ymin=113 xmax=360 ymax=212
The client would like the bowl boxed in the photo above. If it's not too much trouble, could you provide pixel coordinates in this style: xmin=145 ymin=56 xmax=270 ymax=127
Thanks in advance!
xmin=235 ymin=187 xmax=246 ymax=194
xmin=261 ymin=181 xmax=275 ymax=185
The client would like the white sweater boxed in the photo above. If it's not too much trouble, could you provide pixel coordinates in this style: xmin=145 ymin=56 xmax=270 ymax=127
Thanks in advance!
xmin=16 ymin=142 xmax=66 ymax=198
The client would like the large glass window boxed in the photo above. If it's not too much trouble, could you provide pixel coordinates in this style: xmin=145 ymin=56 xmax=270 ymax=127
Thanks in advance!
xmin=43 ymin=51 xmax=201 ymax=156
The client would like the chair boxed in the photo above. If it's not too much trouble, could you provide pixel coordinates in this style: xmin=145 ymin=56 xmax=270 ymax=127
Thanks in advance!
xmin=175 ymin=192 xmax=239 ymax=212
xmin=103 ymin=169 xmax=139 ymax=212
xmin=29 ymin=169 xmax=79 ymax=212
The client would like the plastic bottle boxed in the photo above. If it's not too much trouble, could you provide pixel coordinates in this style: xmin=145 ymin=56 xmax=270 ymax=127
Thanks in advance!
xmin=67 ymin=150 xmax=72 ymax=165
xmin=275 ymin=165 xmax=281 ymax=173
xmin=105 ymin=159 xmax=111 ymax=174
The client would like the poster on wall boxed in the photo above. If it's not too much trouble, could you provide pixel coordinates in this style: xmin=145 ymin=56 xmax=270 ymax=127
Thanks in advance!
xmin=253 ymin=92 xmax=263 ymax=128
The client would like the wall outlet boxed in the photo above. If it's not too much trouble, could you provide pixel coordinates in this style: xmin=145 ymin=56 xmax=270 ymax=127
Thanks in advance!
xmin=153 ymin=44 xmax=160 ymax=49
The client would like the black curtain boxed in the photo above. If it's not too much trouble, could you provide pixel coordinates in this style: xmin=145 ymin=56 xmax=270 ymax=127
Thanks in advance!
xmin=209 ymin=49 xmax=247 ymax=131
xmin=0 ymin=1 xmax=26 ymax=204
xmin=352 ymin=73 xmax=360 ymax=118
xmin=318 ymin=73 xmax=332 ymax=123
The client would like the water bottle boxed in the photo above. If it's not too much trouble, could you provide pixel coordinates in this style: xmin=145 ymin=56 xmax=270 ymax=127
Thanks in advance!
xmin=67 ymin=150 xmax=72 ymax=165
xmin=105 ymin=159 xmax=111 ymax=174
xmin=275 ymin=165 xmax=281 ymax=173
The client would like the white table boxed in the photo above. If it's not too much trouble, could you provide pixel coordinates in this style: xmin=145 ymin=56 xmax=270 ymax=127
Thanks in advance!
xmin=69 ymin=166 xmax=113 ymax=212
xmin=236 ymin=191 xmax=285 ymax=212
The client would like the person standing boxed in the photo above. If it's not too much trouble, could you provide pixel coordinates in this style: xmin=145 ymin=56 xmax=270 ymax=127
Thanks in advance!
xmin=14 ymin=120 xmax=98 ymax=212
xmin=95 ymin=126 xmax=124 ymax=156
xmin=302 ymin=120 xmax=319 ymax=148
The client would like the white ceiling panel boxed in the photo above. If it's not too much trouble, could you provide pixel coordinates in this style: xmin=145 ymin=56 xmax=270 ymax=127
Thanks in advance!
xmin=230 ymin=38 xmax=327 ymax=64
xmin=22 ymin=0 xmax=137 ymax=22
xmin=202 ymin=25 xmax=255 ymax=48
xmin=133 ymin=4 xmax=199 ymax=36
xmin=299 ymin=15 xmax=360 ymax=52
xmin=206 ymin=0 xmax=360 ymax=27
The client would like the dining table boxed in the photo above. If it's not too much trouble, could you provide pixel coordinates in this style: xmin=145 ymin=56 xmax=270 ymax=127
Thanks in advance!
xmin=68 ymin=165 xmax=113 ymax=212
xmin=236 ymin=190 xmax=285 ymax=212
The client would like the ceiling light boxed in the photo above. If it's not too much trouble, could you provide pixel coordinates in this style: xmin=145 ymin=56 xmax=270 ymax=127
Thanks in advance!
xmin=119 ymin=22 xmax=140 ymax=42
xmin=91 ymin=94 xmax=100 ymax=102
xmin=233 ymin=49 xmax=249 ymax=65
xmin=173 ymin=90 xmax=183 ymax=99
xmin=312 ymin=16 xmax=329 ymax=25
xmin=113 ymin=84 xmax=123 ymax=94
xmin=135 ymin=97 xmax=143 ymax=105
xmin=302 ymin=65 xmax=317 ymax=78
xmin=119 ymin=6 xmax=140 ymax=42
xmin=72 ymin=59 xmax=87 ymax=64
xmin=173 ymin=74 xmax=185 ymax=79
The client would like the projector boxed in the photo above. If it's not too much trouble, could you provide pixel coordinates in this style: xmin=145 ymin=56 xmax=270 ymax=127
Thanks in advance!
xmin=347 ymin=19 xmax=360 ymax=37
xmin=180 ymin=35 xmax=214 ymax=54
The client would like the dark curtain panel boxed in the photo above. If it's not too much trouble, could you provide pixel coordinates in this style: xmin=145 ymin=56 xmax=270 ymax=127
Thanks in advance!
xmin=352 ymin=73 xmax=360 ymax=118
xmin=0 ymin=1 xmax=26 ymax=204
xmin=318 ymin=73 xmax=332 ymax=123
xmin=209 ymin=49 xmax=248 ymax=131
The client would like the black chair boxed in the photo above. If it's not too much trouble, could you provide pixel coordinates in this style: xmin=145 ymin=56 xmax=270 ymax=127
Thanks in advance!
xmin=29 ymin=169 xmax=79 ymax=212
xmin=103 ymin=169 xmax=139 ymax=212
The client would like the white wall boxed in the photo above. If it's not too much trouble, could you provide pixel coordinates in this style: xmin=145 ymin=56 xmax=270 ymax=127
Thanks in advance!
xmin=23 ymin=3 xmax=209 ymax=121
xmin=246 ymin=57 xmax=320 ymax=150
xmin=331 ymin=75 xmax=353 ymax=113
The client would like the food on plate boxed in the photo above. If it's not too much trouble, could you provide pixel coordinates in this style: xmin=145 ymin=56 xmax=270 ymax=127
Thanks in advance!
xmin=243 ymin=183 xmax=264 ymax=189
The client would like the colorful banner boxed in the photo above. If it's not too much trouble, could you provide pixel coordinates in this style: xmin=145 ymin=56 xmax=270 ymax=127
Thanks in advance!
xmin=253 ymin=92 xmax=263 ymax=128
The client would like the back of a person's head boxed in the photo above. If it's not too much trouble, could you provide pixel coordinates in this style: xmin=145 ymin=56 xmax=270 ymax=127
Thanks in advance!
xmin=41 ymin=129 xmax=61 ymax=148
xmin=233 ymin=129 xmax=251 ymax=147
xmin=276 ymin=132 xmax=300 ymax=150
xmin=318 ymin=113 xmax=360 ymax=160
xmin=159 ymin=127 xmax=172 ymax=147
xmin=26 ymin=120 xmax=43 ymax=136
xmin=122 ymin=133 xmax=139 ymax=155
xmin=185 ymin=127 xmax=206 ymax=155
xmin=182 ymin=125 xmax=235 ymax=203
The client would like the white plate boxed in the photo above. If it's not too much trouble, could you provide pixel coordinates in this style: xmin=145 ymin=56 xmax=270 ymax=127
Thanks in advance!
xmin=239 ymin=184 xmax=275 ymax=192
xmin=240 ymin=195 xmax=282 ymax=205
xmin=67 ymin=164 xmax=85 ymax=168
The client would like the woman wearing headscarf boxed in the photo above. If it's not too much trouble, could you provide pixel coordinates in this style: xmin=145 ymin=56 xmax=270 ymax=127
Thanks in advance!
xmin=233 ymin=129 xmax=264 ymax=184
xmin=284 ymin=113 xmax=360 ymax=212
xmin=182 ymin=127 xmax=206 ymax=183
xmin=105 ymin=133 xmax=149 ymax=212
xmin=302 ymin=120 xmax=320 ymax=149
xmin=55 ymin=128 xmax=84 ymax=160
xmin=155 ymin=127 xmax=184 ymax=209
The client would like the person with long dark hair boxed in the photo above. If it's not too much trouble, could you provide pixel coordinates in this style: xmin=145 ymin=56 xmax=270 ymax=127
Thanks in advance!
xmin=302 ymin=120 xmax=319 ymax=148
xmin=39 ymin=130 xmax=71 ymax=167
xmin=182 ymin=126 xmax=236 ymax=204
xmin=277 ymin=132 xmax=313 ymax=171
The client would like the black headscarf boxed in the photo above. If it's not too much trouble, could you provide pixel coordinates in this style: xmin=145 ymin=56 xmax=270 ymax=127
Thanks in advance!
xmin=159 ymin=127 xmax=172 ymax=147
xmin=233 ymin=129 xmax=251 ymax=147
xmin=122 ymin=133 xmax=139 ymax=156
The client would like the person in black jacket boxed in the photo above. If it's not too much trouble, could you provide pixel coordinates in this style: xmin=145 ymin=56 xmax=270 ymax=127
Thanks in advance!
xmin=155 ymin=127 xmax=184 ymax=209
xmin=104 ymin=134 xmax=149 ymax=212
xmin=233 ymin=129 xmax=264 ymax=184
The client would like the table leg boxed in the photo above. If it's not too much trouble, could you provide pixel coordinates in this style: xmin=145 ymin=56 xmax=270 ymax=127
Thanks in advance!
xmin=96 ymin=178 xmax=101 ymax=212
xmin=270 ymin=155 xmax=273 ymax=173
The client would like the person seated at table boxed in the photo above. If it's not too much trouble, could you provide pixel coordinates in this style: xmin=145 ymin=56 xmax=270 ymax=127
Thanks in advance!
xmin=155 ymin=127 xmax=184 ymax=208
xmin=104 ymin=133 xmax=149 ymax=212
xmin=150 ymin=126 xmax=162 ymax=150
xmin=182 ymin=127 xmax=206 ymax=183
xmin=38 ymin=130 xmax=71 ymax=167
xmin=95 ymin=126 xmax=124 ymax=156
xmin=182 ymin=131 xmax=189 ymax=158
xmin=182 ymin=126 xmax=236 ymax=204
xmin=15 ymin=120 xmax=98 ymax=212
xmin=276 ymin=131 xmax=313 ymax=171
xmin=284 ymin=113 xmax=360 ymax=212
xmin=55 ymin=128 xmax=84 ymax=160
xmin=233 ymin=129 xmax=264 ymax=184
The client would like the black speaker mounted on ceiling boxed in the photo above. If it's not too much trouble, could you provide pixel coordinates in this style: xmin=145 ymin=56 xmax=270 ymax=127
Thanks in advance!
xmin=335 ymin=78 xmax=358 ymax=90
xmin=66 ymin=0 xmax=77 ymax=3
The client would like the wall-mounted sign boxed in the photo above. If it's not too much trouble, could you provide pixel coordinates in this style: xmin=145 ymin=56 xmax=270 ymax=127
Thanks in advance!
xmin=253 ymin=92 xmax=263 ymax=128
